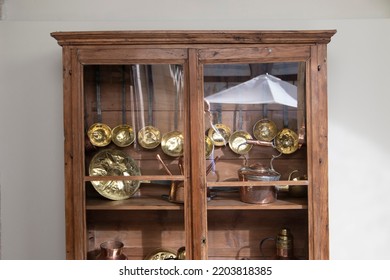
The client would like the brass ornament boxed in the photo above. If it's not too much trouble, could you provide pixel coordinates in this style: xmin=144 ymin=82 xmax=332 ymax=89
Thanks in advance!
xmin=161 ymin=131 xmax=184 ymax=157
xmin=87 ymin=123 xmax=112 ymax=147
xmin=112 ymin=124 xmax=135 ymax=147
xmin=207 ymin=124 xmax=231 ymax=146
xmin=89 ymin=149 xmax=141 ymax=200
xmin=145 ymin=248 xmax=177 ymax=260
xmin=274 ymin=128 xmax=299 ymax=154
xmin=253 ymin=119 xmax=278 ymax=142
xmin=137 ymin=125 xmax=161 ymax=149
xmin=205 ymin=135 xmax=214 ymax=158
xmin=229 ymin=130 xmax=253 ymax=155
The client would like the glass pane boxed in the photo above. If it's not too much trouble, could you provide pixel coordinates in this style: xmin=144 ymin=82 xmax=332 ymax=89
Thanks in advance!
xmin=84 ymin=64 xmax=185 ymax=260
xmin=204 ymin=62 xmax=308 ymax=260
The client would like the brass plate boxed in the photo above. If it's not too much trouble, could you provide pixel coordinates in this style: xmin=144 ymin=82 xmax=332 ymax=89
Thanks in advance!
xmin=161 ymin=131 xmax=184 ymax=157
xmin=145 ymin=248 xmax=177 ymax=260
xmin=87 ymin=123 xmax=112 ymax=147
xmin=207 ymin=124 xmax=231 ymax=146
xmin=112 ymin=124 xmax=135 ymax=147
xmin=253 ymin=119 xmax=277 ymax=142
xmin=89 ymin=149 xmax=141 ymax=200
xmin=205 ymin=135 xmax=214 ymax=158
xmin=229 ymin=130 xmax=253 ymax=155
xmin=137 ymin=126 xmax=161 ymax=149
xmin=274 ymin=128 xmax=299 ymax=154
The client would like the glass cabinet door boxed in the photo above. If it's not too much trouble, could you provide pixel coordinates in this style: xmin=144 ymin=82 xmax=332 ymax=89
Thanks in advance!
xmin=84 ymin=64 xmax=187 ymax=260
xmin=202 ymin=61 xmax=309 ymax=260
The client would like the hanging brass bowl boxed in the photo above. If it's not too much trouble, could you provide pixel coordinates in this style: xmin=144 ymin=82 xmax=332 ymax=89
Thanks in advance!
xmin=112 ymin=124 xmax=135 ymax=147
xmin=87 ymin=123 xmax=112 ymax=147
xmin=229 ymin=130 xmax=253 ymax=155
xmin=89 ymin=149 xmax=141 ymax=200
xmin=274 ymin=128 xmax=299 ymax=154
xmin=137 ymin=125 xmax=161 ymax=149
xmin=207 ymin=123 xmax=231 ymax=146
xmin=253 ymin=119 xmax=278 ymax=142
xmin=161 ymin=131 xmax=184 ymax=157
xmin=205 ymin=135 xmax=214 ymax=158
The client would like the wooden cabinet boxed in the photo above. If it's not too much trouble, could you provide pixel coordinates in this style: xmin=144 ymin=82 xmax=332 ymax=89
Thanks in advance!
xmin=51 ymin=30 xmax=336 ymax=260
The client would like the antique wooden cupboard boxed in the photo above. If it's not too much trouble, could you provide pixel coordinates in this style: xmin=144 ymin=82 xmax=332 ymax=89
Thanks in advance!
xmin=51 ymin=30 xmax=336 ymax=260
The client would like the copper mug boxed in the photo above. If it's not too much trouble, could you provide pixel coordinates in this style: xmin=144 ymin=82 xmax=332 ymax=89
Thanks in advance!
xmin=259 ymin=228 xmax=295 ymax=260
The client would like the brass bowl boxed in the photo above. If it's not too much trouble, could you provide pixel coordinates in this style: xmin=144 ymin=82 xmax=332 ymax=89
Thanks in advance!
xmin=161 ymin=131 xmax=184 ymax=157
xmin=112 ymin=124 xmax=135 ymax=147
xmin=207 ymin=124 xmax=231 ymax=146
xmin=253 ymin=118 xmax=278 ymax=141
xmin=87 ymin=123 xmax=112 ymax=147
xmin=89 ymin=149 xmax=141 ymax=200
xmin=205 ymin=135 xmax=214 ymax=158
xmin=137 ymin=125 xmax=161 ymax=149
xmin=274 ymin=128 xmax=299 ymax=154
xmin=229 ymin=130 xmax=253 ymax=155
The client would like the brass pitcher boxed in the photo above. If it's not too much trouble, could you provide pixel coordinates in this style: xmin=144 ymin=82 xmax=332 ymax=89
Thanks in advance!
xmin=259 ymin=228 xmax=295 ymax=260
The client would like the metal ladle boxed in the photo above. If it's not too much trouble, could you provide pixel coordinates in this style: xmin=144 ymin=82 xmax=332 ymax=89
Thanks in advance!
xmin=87 ymin=66 xmax=112 ymax=147
xmin=112 ymin=66 xmax=135 ymax=147
xmin=135 ymin=65 xmax=162 ymax=149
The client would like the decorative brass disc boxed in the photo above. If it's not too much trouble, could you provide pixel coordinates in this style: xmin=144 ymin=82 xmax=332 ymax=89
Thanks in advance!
xmin=253 ymin=119 xmax=278 ymax=142
xmin=144 ymin=248 xmax=177 ymax=260
xmin=87 ymin=123 xmax=112 ymax=147
xmin=274 ymin=128 xmax=299 ymax=154
xmin=112 ymin=124 xmax=135 ymax=147
xmin=137 ymin=125 xmax=161 ymax=149
xmin=161 ymin=131 xmax=184 ymax=157
xmin=205 ymin=135 xmax=214 ymax=158
xmin=207 ymin=124 xmax=231 ymax=146
xmin=89 ymin=149 xmax=141 ymax=200
xmin=229 ymin=130 xmax=253 ymax=155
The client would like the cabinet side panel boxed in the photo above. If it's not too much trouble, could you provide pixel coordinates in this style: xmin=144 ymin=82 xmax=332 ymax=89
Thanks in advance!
xmin=308 ymin=45 xmax=329 ymax=259
xmin=62 ymin=47 xmax=75 ymax=259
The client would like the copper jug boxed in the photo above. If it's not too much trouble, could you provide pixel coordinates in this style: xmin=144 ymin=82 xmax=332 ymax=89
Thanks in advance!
xmin=96 ymin=240 xmax=128 ymax=260
xmin=259 ymin=228 xmax=295 ymax=260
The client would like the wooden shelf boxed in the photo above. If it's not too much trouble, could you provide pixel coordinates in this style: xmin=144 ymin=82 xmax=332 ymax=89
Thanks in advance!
xmin=86 ymin=188 xmax=306 ymax=211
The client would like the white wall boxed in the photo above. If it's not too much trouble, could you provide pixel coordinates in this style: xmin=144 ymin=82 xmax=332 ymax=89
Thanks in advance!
xmin=1 ymin=0 xmax=390 ymax=259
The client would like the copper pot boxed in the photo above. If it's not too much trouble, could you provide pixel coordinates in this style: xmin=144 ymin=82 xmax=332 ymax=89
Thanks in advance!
xmin=238 ymin=163 xmax=280 ymax=204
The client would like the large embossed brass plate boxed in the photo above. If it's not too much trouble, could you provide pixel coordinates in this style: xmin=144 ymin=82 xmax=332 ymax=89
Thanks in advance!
xmin=161 ymin=131 xmax=184 ymax=157
xmin=207 ymin=124 xmax=231 ymax=146
xmin=137 ymin=125 xmax=161 ymax=149
xmin=112 ymin=124 xmax=135 ymax=147
xmin=89 ymin=149 xmax=141 ymax=200
xmin=253 ymin=119 xmax=278 ymax=142
xmin=87 ymin=123 xmax=112 ymax=147
xmin=144 ymin=248 xmax=177 ymax=260
xmin=274 ymin=128 xmax=299 ymax=154
xmin=229 ymin=130 xmax=253 ymax=155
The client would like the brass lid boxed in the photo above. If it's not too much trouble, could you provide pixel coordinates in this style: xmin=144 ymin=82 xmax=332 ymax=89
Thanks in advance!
xmin=137 ymin=125 xmax=161 ymax=149
xmin=112 ymin=124 xmax=135 ymax=147
xmin=87 ymin=123 xmax=112 ymax=147
xmin=161 ymin=131 xmax=184 ymax=157
xmin=207 ymin=124 xmax=231 ymax=146
xmin=89 ymin=149 xmax=141 ymax=200
xmin=229 ymin=130 xmax=253 ymax=155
